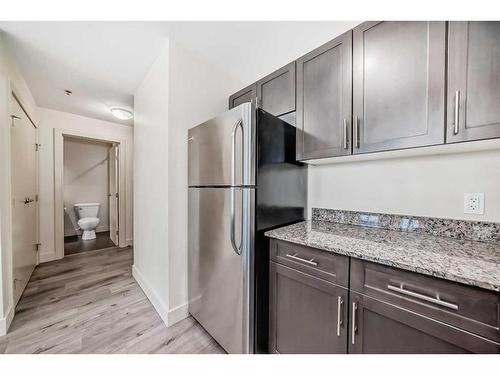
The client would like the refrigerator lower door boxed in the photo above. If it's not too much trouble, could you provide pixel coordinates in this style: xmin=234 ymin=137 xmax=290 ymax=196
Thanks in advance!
xmin=188 ymin=187 xmax=255 ymax=354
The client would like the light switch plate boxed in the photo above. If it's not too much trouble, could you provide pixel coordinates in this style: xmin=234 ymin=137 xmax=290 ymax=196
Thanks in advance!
xmin=464 ymin=193 xmax=484 ymax=215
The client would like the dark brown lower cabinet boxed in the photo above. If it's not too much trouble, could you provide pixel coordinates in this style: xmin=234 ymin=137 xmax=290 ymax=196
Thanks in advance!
xmin=269 ymin=261 xmax=348 ymax=354
xmin=348 ymin=291 xmax=500 ymax=354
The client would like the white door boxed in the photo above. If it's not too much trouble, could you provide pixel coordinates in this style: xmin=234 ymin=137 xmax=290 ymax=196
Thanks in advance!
xmin=11 ymin=96 xmax=38 ymax=306
xmin=108 ymin=144 xmax=119 ymax=246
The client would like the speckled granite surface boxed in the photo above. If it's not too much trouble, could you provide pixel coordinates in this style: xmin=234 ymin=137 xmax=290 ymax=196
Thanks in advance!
xmin=265 ymin=220 xmax=500 ymax=292
xmin=312 ymin=208 xmax=500 ymax=243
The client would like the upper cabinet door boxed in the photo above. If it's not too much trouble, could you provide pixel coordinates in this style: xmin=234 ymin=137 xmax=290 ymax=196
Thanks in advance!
xmin=296 ymin=31 xmax=353 ymax=161
xmin=256 ymin=62 xmax=296 ymax=117
xmin=229 ymin=83 xmax=257 ymax=109
xmin=352 ymin=22 xmax=446 ymax=154
xmin=447 ymin=22 xmax=500 ymax=143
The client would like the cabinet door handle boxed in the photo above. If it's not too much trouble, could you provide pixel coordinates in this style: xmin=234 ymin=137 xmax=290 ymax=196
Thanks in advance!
xmin=387 ymin=284 xmax=458 ymax=310
xmin=453 ymin=90 xmax=460 ymax=135
xmin=351 ymin=302 xmax=358 ymax=345
xmin=343 ymin=119 xmax=349 ymax=149
xmin=337 ymin=296 xmax=344 ymax=337
xmin=285 ymin=253 xmax=318 ymax=267
xmin=353 ymin=116 xmax=359 ymax=149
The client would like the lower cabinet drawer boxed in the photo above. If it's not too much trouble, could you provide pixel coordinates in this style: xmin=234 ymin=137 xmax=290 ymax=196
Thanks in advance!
xmin=350 ymin=258 xmax=500 ymax=343
xmin=270 ymin=239 xmax=349 ymax=287
xmin=269 ymin=261 xmax=348 ymax=354
xmin=349 ymin=291 xmax=500 ymax=354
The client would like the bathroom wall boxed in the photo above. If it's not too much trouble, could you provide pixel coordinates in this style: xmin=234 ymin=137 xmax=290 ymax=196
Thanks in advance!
xmin=63 ymin=137 xmax=111 ymax=236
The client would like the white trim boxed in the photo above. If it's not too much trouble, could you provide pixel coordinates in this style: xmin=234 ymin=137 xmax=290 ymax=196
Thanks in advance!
xmin=53 ymin=128 xmax=127 ymax=262
xmin=0 ymin=304 xmax=14 ymax=336
xmin=167 ymin=303 xmax=189 ymax=326
xmin=126 ymin=238 xmax=133 ymax=247
xmin=132 ymin=265 xmax=169 ymax=326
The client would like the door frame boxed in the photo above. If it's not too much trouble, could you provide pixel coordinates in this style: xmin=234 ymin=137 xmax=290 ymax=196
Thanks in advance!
xmin=54 ymin=128 xmax=127 ymax=260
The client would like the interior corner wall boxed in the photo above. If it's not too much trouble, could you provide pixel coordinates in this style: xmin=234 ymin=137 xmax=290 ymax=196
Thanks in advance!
xmin=37 ymin=108 xmax=134 ymax=263
xmin=166 ymin=41 xmax=243 ymax=323
xmin=132 ymin=41 xmax=171 ymax=325
xmin=0 ymin=33 xmax=38 ymax=334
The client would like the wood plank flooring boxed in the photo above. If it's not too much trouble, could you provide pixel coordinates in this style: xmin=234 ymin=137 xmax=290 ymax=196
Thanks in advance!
xmin=64 ymin=231 xmax=116 ymax=256
xmin=0 ymin=246 xmax=224 ymax=354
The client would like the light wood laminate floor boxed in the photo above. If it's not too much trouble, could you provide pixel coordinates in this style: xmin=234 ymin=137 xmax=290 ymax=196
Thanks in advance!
xmin=0 ymin=246 xmax=224 ymax=354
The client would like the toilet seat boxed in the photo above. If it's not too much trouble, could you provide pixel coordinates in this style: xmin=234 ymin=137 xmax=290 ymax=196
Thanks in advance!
xmin=77 ymin=217 xmax=100 ymax=229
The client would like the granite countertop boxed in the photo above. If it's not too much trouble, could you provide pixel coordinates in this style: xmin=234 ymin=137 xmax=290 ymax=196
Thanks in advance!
xmin=265 ymin=220 xmax=500 ymax=292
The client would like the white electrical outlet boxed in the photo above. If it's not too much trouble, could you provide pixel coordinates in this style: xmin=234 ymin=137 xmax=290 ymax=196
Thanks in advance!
xmin=463 ymin=193 xmax=485 ymax=215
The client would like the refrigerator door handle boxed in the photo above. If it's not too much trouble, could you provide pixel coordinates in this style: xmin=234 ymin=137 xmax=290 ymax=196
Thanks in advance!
xmin=230 ymin=187 xmax=242 ymax=255
xmin=230 ymin=119 xmax=243 ymax=186
xmin=230 ymin=119 xmax=243 ymax=255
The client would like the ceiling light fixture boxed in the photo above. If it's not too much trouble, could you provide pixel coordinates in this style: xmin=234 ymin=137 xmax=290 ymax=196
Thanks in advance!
xmin=110 ymin=107 xmax=134 ymax=121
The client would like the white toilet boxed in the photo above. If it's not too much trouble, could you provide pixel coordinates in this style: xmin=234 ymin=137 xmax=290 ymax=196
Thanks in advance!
xmin=74 ymin=203 xmax=100 ymax=240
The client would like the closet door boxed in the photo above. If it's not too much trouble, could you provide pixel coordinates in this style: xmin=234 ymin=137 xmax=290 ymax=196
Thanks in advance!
xmin=352 ymin=21 xmax=446 ymax=154
xmin=11 ymin=96 xmax=38 ymax=306
xmin=447 ymin=21 xmax=500 ymax=143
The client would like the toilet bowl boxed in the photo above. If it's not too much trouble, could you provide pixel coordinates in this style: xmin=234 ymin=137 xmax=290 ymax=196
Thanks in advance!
xmin=74 ymin=203 xmax=100 ymax=240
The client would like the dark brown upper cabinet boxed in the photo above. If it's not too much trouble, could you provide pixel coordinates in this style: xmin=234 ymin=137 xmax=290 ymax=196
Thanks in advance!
xmin=352 ymin=21 xmax=446 ymax=154
xmin=228 ymin=83 xmax=256 ymax=109
xmin=296 ymin=30 xmax=353 ymax=161
xmin=256 ymin=62 xmax=296 ymax=117
xmin=447 ymin=21 xmax=500 ymax=143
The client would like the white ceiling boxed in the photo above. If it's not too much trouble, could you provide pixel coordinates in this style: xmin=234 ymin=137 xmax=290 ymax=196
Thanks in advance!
xmin=0 ymin=21 xmax=359 ymax=125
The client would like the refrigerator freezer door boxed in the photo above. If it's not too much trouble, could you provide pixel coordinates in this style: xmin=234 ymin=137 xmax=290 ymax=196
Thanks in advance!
xmin=188 ymin=187 xmax=255 ymax=354
xmin=188 ymin=103 xmax=255 ymax=187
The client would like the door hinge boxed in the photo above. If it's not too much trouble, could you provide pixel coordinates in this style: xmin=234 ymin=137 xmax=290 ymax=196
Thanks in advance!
xmin=115 ymin=193 xmax=119 ymax=198
xmin=11 ymin=114 xmax=21 ymax=126
xmin=35 ymin=243 xmax=41 ymax=251
xmin=35 ymin=143 xmax=41 ymax=151
xmin=115 ymin=230 xmax=119 ymax=235
xmin=35 ymin=194 xmax=39 ymax=202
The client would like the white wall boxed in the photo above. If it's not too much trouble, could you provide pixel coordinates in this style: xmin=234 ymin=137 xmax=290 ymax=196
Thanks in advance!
xmin=133 ymin=40 xmax=243 ymax=326
xmin=63 ymin=138 xmax=111 ymax=236
xmin=166 ymin=41 xmax=243 ymax=320
xmin=0 ymin=32 xmax=38 ymax=335
xmin=308 ymin=149 xmax=500 ymax=222
xmin=37 ymin=108 xmax=134 ymax=262
xmin=133 ymin=41 xmax=171 ymax=324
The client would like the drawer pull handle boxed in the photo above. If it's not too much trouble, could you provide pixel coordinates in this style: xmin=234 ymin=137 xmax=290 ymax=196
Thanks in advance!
xmin=337 ymin=296 xmax=343 ymax=337
xmin=285 ymin=253 xmax=318 ymax=267
xmin=351 ymin=302 xmax=357 ymax=345
xmin=387 ymin=284 xmax=459 ymax=310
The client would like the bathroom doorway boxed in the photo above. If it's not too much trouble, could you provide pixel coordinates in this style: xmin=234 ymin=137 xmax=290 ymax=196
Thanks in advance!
xmin=53 ymin=129 xmax=126 ymax=260
xmin=62 ymin=136 xmax=118 ymax=256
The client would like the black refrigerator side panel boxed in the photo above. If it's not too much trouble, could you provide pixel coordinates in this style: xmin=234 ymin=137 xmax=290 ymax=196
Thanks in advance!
xmin=254 ymin=109 xmax=307 ymax=353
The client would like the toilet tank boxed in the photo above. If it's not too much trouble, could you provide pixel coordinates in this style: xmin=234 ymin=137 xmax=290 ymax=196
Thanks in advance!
xmin=74 ymin=203 xmax=100 ymax=218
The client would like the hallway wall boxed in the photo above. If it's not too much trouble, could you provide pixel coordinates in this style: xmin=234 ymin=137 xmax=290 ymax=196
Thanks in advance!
xmin=0 ymin=32 xmax=38 ymax=335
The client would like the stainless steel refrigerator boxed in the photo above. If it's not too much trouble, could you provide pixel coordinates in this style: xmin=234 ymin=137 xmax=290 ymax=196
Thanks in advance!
xmin=188 ymin=103 xmax=307 ymax=354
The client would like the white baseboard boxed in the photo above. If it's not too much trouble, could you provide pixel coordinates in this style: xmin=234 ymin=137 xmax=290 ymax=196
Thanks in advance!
xmin=0 ymin=305 xmax=14 ymax=336
xmin=167 ymin=303 xmax=189 ymax=326
xmin=126 ymin=238 xmax=133 ymax=247
xmin=132 ymin=265 xmax=169 ymax=326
